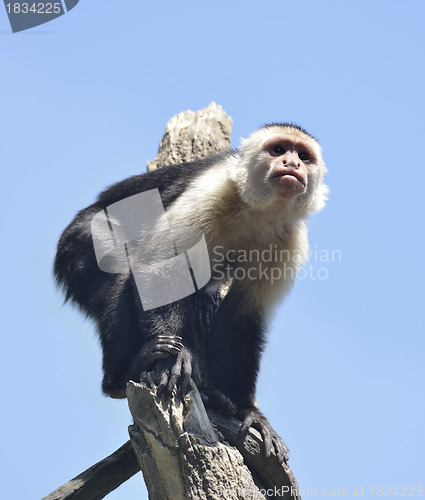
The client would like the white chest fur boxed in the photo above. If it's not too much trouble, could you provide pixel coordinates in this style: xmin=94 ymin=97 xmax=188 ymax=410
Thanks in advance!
xmin=164 ymin=163 xmax=310 ymax=312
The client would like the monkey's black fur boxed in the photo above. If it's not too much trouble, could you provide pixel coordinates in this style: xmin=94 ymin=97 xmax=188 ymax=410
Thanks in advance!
xmin=54 ymin=149 xmax=289 ymax=462
xmin=54 ymin=151 xmax=264 ymax=404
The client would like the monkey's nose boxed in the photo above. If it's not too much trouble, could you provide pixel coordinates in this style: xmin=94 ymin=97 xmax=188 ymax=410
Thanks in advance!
xmin=282 ymin=153 xmax=300 ymax=168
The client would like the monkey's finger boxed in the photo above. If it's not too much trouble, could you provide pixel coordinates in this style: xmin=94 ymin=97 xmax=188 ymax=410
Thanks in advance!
xmin=241 ymin=415 xmax=272 ymax=456
xmin=259 ymin=426 xmax=273 ymax=459
xmin=174 ymin=351 xmax=193 ymax=395
xmin=156 ymin=335 xmax=184 ymax=349
xmin=156 ymin=335 xmax=183 ymax=342
xmin=145 ymin=346 xmax=180 ymax=367
xmin=178 ymin=365 xmax=192 ymax=395
xmin=238 ymin=413 xmax=255 ymax=436
xmin=149 ymin=352 xmax=176 ymax=363
xmin=164 ymin=342 xmax=184 ymax=351
xmin=156 ymin=368 xmax=170 ymax=385
xmin=180 ymin=351 xmax=195 ymax=395
xmin=273 ymin=438 xmax=289 ymax=464
xmin=168 ymin=353 xmax=183 ymax=393
xmin=154 ymin=344 xmax=182 ymax=355
xmin=155 ymin=361 xmax=172 ymax=395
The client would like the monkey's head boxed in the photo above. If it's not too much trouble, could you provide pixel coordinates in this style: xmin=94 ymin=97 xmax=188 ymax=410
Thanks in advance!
xmin=234 ymin=124 xmax=328 ymax=217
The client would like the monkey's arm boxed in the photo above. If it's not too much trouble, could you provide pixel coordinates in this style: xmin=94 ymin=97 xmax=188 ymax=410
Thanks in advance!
xmin=53 ymin=200 xmax=196 ymax=398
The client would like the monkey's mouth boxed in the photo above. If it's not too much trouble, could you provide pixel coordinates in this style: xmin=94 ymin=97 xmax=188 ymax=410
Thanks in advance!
xmin=269 ymin=171 xmax=306 ymax=187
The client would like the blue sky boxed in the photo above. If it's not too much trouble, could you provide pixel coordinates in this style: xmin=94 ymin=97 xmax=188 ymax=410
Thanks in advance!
xmin=1 ymin=1 xmax=424 ymax=499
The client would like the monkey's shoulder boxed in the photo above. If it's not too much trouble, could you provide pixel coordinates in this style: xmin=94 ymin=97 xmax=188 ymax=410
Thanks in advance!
xmin=95 ymin=150 xmax=237 ymax=211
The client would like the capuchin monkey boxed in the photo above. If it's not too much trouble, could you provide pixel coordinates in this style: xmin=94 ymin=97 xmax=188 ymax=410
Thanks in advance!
xmin=54 ymin=123 xmax=328 ymax=463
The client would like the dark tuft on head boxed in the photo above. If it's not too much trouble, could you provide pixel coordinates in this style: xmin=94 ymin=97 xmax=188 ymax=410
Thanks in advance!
xmin=260 ymin=122 xmax=318 ymax=142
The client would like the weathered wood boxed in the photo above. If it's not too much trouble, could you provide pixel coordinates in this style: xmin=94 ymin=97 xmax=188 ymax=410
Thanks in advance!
xmin=127 ymin=375 xmax=301 ymax=499
xmin=42 ymin=441 xmax=140 ymax=500
xmin=147 ymin=102 xmax=232 ymax=171
xmin=128 ymin=377 xmax=265 ymax=500
xmin=42 ymin=391 xmax=301 ymax=500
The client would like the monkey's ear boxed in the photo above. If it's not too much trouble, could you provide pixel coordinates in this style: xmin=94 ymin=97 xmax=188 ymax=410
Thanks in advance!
xmin=239 ymin=128 xmax=268 ymax=152
xmin=309 ymin=178 xmax=329 ymax=214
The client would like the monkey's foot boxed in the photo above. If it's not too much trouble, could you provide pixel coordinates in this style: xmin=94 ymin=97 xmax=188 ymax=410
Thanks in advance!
xmin=238 ymin=407 xmax=289 ymax=464
xmin=200 ymin=388 xmax=238 ymax=415
xmin=153 ymin=346 xmax=200 ymax=397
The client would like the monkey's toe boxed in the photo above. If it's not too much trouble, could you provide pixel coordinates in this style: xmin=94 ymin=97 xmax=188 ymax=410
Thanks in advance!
xmin=238 ymin=407 xmax=289 ymax=464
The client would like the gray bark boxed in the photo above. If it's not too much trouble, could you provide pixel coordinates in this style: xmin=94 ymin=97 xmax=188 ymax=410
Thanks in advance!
xmin=147 ymin=102 xmax=232 ymax=171
xmin=42 ymin=441 xmax=139 ymax=500
xmin=128 ymin=377 xmax=265 ymax=500
xmin=128 ymin=376 xmax=302 ymax=499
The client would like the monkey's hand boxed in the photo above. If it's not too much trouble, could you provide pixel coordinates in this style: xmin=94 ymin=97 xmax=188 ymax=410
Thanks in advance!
xmin=135 ymin=335 xmax=184 ymax=372
xmin=238 ymin=407 xmax=289 ymax=464
xmin=153 ymin=345 xmax=200 ymax=397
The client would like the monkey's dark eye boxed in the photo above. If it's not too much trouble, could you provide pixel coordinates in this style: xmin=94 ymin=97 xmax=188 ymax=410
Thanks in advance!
xmin=298 ymin=151 xmax=310 ymax=161
xmin=271 ymin=145 xmax=286 ymax=156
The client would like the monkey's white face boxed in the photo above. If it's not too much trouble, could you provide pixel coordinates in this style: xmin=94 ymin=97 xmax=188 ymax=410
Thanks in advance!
xmin=264 ymin=134 xmax=315 ymax=200
xmin=231 ymin=126 xmax=328 ymax=217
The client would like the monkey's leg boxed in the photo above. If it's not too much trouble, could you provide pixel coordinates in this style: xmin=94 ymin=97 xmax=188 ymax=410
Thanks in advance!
xmin=206 ymin=285 xmax=264 ymax=409
xmin=199 ymin=388 xmax=238 ymax=415
xmin=102 ymin=293 xmax=197 ymax=398
xmin=206 ymin=285 xmax=288 ymax=462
